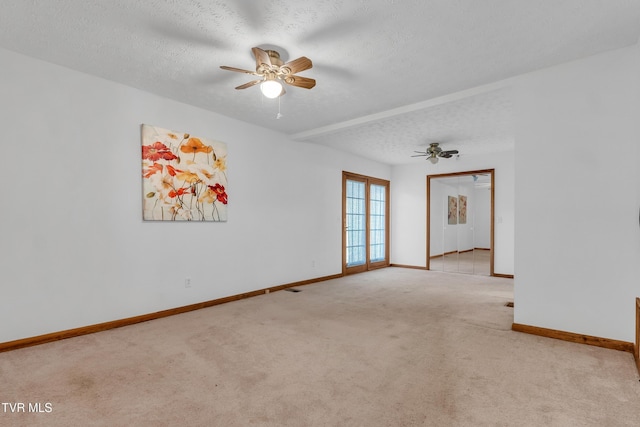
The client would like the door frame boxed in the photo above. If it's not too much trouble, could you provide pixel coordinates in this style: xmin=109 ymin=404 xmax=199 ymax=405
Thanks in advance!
xmin=426 ymin=169 xmax=495 ymax=276
xmin=342 ymin=171 xmax=390 ymax=275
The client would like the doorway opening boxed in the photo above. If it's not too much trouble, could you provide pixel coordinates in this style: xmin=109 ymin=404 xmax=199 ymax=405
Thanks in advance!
xmin=427 ymin=169 xmax=494 ymax=276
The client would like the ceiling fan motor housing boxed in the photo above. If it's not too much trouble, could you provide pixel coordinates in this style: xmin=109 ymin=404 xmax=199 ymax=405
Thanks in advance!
xmin=428 ymin=143 xmax=442 ymax=155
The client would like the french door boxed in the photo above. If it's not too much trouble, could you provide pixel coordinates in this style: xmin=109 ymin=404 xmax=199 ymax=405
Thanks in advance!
xmin=343 ymin=172 xmax=390 ymax=274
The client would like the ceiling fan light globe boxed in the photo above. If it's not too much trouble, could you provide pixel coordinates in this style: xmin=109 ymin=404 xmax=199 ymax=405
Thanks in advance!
xmin=260 ymin=80 xmax=283 ymax=98
xmin=429 ymin=156 xmax=439 ymax=164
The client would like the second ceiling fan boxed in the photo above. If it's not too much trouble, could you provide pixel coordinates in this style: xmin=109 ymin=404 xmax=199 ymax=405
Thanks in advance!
xmin=412 ymin=143 xmax=459 ymax=164
xmin=220 ymin=47 xmax=316 ymax=98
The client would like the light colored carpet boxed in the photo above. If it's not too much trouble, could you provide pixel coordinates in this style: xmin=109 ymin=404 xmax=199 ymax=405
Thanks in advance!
xmin=1 ymin=268 xmax=639 ymax=426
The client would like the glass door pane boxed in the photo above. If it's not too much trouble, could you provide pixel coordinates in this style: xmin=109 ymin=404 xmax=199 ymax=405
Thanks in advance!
xmin=346 ymin=179 xmax=366 ymax=267
xmin=369 ymin=184 xmax=386 ymax=263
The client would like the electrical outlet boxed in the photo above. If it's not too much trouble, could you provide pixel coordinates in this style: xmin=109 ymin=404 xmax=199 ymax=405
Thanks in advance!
xmin=185 ymin=277 xmax=191 ymax=288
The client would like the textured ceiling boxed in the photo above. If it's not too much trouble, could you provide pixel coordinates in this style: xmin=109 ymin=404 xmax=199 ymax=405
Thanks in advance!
xmin=1 ymin=0 xmax=639 ymax=165
xmin=300 ymin=87 xmax=514 ymax=165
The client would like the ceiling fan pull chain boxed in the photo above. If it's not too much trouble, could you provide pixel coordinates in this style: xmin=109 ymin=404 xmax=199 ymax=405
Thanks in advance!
xmin=276 ymin=96 xmax=283 ymax=119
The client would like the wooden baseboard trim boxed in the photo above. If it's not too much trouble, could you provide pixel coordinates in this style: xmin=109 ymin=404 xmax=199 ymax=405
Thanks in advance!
xmin=635 ymin=298 xmax=639 ymax=374
xmin=512 ymin=323 xmax=634 ymax=353
xmin=0 ymin=273 xmax=343 ymax=354
xmin=492 ymin=273 xmax=514 ymax=279
xmin=389 ymin=264 xmax=427 ymax=270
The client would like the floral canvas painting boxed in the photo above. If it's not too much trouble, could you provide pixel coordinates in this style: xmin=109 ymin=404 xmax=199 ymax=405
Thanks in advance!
xmin=141 ymin=124 xmax=228 ymax=221
xmin=458 ymin=195 xmax=467 ymax=224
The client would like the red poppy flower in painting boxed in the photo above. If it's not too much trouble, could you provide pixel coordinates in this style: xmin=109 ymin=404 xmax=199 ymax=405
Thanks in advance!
xmin=209 ymin=183 xmax=228 ymax=204
xmin=168 ymin=187 xmax=190 ymax=198
xmin=143 ymin=162 xmax=163 ymax=178
xmin=180 ymin=137 xmax=213 ymax=155
xmin=165 ymin=164 xmax=179 ymax=177
xmin=142 ymin=142 xmax=178 ymax=161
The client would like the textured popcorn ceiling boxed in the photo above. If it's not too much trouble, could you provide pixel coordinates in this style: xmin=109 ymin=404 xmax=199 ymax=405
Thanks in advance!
xmin=1 ymin=0 xmax=639 ymax=164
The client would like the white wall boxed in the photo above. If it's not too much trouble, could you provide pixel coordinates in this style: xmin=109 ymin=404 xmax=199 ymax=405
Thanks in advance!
xmin=429 ymin=181 xmax=445 ymax=256
xmin=0 ymin=47 xmax=390 ymax=343
xmin=514 ymin=42 xmax=640 ymax=342
xmin=391 ymin=150 xmax=515 ymax=275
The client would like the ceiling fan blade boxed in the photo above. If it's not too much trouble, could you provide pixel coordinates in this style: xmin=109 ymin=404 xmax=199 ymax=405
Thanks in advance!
xmin=283 ymin=75 xmax=316 ymax=89
xmin=439 ymin=150 xmax=459 ymax=157
xmin=220 ymin=65 xmax=259 ymax=75
xmin=282 ymin=56 xmax=313 ymax=74
xmin=252 ymin=47 xmax=272 ymax=67
xmin=235 ymin=80 xmax=261 ymax=90
xmin=411 ymin=154 xmax=427 ymax=157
